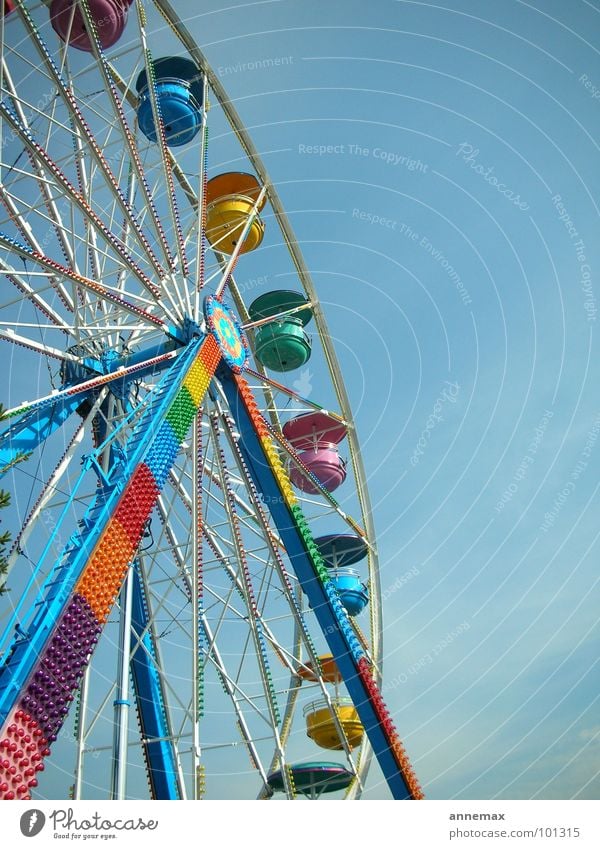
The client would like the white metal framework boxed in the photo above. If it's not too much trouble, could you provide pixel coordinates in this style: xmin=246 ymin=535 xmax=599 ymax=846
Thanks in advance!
xmin=0 ymin=0 xmax=383 ymax=800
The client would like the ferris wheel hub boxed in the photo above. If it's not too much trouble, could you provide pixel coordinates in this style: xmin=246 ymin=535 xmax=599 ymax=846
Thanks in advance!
xmin=203 ymin=296 xmax=248 ymax=372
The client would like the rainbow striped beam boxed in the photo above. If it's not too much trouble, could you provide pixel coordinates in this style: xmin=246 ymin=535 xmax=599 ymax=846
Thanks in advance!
xmin=0 ymin=334 xmax=219 ymax=800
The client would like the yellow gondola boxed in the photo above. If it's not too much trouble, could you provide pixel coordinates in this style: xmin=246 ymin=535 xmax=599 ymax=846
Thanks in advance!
xmin=205 ymin=172 xmax=266 ymax=254
xmin=304 ymin=699 xmax=364 ymax=750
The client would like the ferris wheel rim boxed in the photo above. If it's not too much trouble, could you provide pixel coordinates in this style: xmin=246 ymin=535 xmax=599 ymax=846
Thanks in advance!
xmin=0 ymin=0 xmax=394 ymax=801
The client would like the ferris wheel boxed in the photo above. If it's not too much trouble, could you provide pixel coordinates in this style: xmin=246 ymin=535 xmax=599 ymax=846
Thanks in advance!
xmin=0 ymin=0 xmax=422 ymax=801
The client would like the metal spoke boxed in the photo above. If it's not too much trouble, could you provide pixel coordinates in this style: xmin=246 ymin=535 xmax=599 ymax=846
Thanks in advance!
xmin=0 ymin=101 xmax=165 ymax=303
xmin=74 ymin=0 xmax=177 ymax=272
xmin=13 ymin=0 xmax=169 ymax=282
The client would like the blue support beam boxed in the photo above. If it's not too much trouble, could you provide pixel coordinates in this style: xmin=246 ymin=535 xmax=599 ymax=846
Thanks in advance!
xmin=0 ymin=395 xmax=84 ymax=475
xmin=218 ymin=367 xmax=412 ymax=800
xmin=130 ymin=563 xmax=182 ymax=800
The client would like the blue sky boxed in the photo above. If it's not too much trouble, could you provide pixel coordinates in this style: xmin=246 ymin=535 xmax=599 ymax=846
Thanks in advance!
xmin=186 ymin=0 xmax=600 ymax=799
xmin=1 ymin=0 xmax=599 ymax=803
